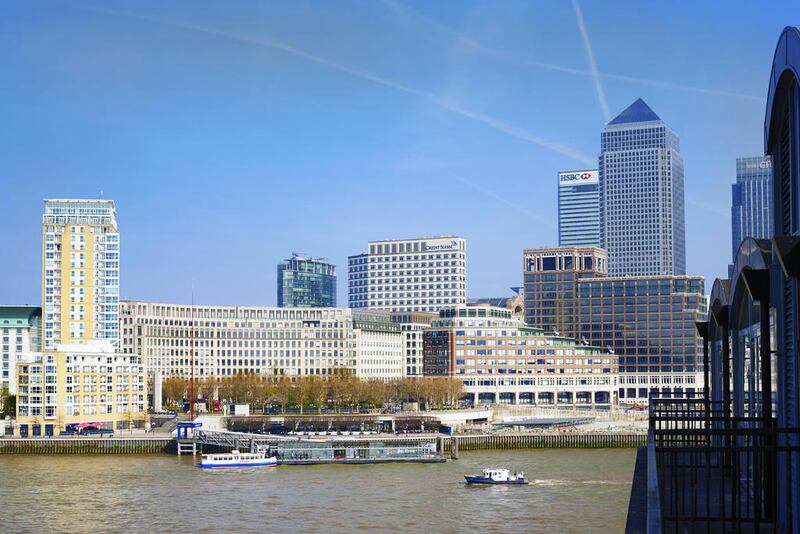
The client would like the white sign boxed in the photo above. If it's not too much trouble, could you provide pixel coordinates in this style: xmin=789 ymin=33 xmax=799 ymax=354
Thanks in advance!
xmin=424 ymin=238 xmax=460 ymax=252
xmin=559 ymin=169 xmax=599 ymax=185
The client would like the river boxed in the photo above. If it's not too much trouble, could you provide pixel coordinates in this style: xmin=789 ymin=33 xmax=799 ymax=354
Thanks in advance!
xmin=0 ymin=449 xmax=635 ymax=533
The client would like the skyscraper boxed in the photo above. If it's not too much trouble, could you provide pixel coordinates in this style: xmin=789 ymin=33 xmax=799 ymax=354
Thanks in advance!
xmin=42 ymin=199 xmax=120 ymax=350
xmin=347 ymin=236 xmax=467 ymax=312
xmin=277 ymin=254 xmax=337 ymax=308
xmin=731 ymin=156 xmax=773 ymax=261
xmin=558 ymin=169 xmax=600 ymax=246
xmin=599 ymin=98 xmax=686 ymax=276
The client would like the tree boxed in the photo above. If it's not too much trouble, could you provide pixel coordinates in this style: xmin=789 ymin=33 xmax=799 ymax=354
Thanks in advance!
xmin=0 ymin=392 xmax=16 ymax=418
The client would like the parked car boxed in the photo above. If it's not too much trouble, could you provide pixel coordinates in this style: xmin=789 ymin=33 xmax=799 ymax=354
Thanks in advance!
xmin=79 ymin=427 xmax=114 ymax=436
xmin=59 ymin=429 xmax=78 ymax=436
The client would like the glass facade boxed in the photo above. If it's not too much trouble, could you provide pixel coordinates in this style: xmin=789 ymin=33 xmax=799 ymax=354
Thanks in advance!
xmin=522 ymin=247 xmax=607 ymax=338
xmin=599 ymin=99 xmax=686 ymax=276
xmin=558 ymin=169 xmax=600 ymax=246
xmin=574 ymin=276 xmax=706 ymax=401
xmin=731 ymin=156 xmax=773 ymax=263
xmin=277 ymin=255 xmax=336 ymax=308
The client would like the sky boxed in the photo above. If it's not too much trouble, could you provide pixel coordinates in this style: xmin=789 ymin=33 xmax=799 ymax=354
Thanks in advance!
xmin=1 ymin=1 xmax=797 ymax=307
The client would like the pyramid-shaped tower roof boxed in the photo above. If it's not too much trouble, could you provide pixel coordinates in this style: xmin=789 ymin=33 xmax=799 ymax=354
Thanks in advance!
xmin=608 ymin=98 xmax=661 ymax=125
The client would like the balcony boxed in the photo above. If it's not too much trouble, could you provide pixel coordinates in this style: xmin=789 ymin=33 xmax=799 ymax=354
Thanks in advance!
xmin=626 ymin=393 xmax=800 ymax=533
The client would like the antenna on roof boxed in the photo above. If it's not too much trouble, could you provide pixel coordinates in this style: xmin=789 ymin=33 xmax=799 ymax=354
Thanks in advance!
xmin=99 ymin=190 xmax=104 ymax=198
xmin=581 ymin=336 xmax=589 ymax=346
xmin=606 ymin=346 xmax=615 ymax=355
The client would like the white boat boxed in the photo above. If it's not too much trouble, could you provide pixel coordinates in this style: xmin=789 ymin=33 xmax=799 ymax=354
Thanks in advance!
xmin=199 ymin=450 xmax=278 ymax=469
xmin=465 ymin=468 xmax=527 ymax=485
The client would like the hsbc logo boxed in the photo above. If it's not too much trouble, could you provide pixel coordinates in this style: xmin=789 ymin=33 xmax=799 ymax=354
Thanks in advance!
xmin=559 ymin=170 xmax=599 ymax=184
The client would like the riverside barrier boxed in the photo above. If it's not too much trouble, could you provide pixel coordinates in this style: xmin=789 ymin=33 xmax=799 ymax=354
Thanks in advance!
xmin=446 ymin=433 xmax=646 ymax=452
xmin=0 ymin=437 xmax=173 ymax=454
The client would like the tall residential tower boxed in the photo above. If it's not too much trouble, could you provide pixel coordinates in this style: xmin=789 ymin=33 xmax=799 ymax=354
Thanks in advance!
xmin=599 ymin=99 xmax=686 ymax=276
xmin=42 ymin=199 xmax=120 ymax=350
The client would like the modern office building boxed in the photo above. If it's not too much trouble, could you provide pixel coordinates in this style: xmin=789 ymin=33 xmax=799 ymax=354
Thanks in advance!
xmin=522 ymin=247 xmax=608 ymax=337
xmin=121 ymin=301 xmax=406 ymax=381
xmin=558 ymin=169 xmax=600 ymax=246
xmin=15 ymin=340 xmax=146 ymax=436
xmin=0 ymin=306 xmax=41 ymax=397
xmin=352 ymin=310 xmax=404 ymax=381
xmin=390 ymin=311 xmax=437 ymax=376
xmin=348 ymin=236 xmax=467 ymax=313
xmin=42 ymin=199 xmax=120 ymax=350
xmin=574 ymin=275 xmax=706 ymax=403
xmin=423 ymin=304 xmax=617 ymax=407
xmin=277 ymin=254 xmax=336 ymax=308
xmin=731 ymin=156 xmax=773 ymax=267
xmin=599 ymin=99 xmax=686 ymax=276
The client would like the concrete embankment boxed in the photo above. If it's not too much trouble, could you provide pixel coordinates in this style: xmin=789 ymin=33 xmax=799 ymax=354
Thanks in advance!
xmin=0 ymin=437 xmax=174 ymax=454
xmin=448 ymin=433 xmax=646 ymax=451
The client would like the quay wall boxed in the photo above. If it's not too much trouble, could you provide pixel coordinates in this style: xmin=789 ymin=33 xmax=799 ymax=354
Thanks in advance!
xmin=448 ymin=433 xmax=646 ymax=451
xmin=0 ymin=437 xmax=173 ymax=454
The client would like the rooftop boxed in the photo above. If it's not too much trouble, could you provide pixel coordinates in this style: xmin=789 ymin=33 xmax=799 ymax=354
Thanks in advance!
xmin=607 ymin=98 xmax=661 ymax=125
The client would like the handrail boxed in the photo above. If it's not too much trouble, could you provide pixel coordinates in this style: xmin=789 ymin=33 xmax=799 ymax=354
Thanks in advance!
xmin=646 ymin=429 xmax=662 ymax=534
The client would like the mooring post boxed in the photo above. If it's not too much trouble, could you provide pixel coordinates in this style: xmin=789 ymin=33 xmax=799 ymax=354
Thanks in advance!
xmin=450 ymin=437 xmax=459 ymax=460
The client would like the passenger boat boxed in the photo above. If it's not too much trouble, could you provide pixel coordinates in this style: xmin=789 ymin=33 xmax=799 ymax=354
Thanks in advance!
xmin=199 ymin=450 xmax=278 ymax=469
xmin=464 ymin=468 xmax=527 ymax=485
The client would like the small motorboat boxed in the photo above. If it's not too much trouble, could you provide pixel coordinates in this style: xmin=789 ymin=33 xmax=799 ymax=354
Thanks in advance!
xmin=465 ymin=468 xmax=527 ymax=485
xmin=199 ymin=449 xmax=278 ymax=469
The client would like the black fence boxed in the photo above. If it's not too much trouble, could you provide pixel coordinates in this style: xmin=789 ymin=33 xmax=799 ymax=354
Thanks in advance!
xmin=649 ymin=394 xmax=800 ymax=533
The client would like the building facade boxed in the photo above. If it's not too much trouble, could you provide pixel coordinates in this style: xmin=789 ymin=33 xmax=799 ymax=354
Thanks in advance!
xmin=277 ymin=254 xmax=336 ymax=308
xmin=390 ymin=311 xmax=437 ymax=377
xmin=599 ymin=99 xmax=686 ymax=276
xmin=558 ymin=169 xmax=600 ymax=246
xmin=0 ymin=306 xmax=41 ymax=397
xmin=347 ymin=236 xmax=467 ymax=312
xmin=522 ymin=247 xmax=608 ymax=338
xmin=352 ymin=311 xmax=404 ymax=381
xmin=731 ymin=156 xmax=773 ymax=263
xmin=423 ymin=304 xmax=617 ymax=406
xmin=42 ymin=199 xmax=120 ymax=351
xmin=574 ymin=275 xmax=706 ymax=403
xmin=121 ymin=302 xmax=404 ymax=381
xmin=15 ymin=341 xmax=146 ymax=436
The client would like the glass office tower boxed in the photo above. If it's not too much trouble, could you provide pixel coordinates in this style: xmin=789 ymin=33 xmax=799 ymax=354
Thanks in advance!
xmin=599 ymin=99 xmax=686 ymax=276
xmin=558 ymin=169 xmax=600 ymax=246
xmin=731 ymin=156 xmax=773 ymax=260
xmin=277 ymin=254 xmax=336 ymax=308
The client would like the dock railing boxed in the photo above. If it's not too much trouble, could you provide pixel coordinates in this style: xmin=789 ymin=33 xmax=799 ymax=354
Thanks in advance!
xmin=647 ymin=393 xmax=800 ymax=533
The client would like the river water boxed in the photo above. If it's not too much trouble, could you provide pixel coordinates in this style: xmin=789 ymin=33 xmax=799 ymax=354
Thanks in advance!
xmin=0 ymin=449 xmax=635 ymax=533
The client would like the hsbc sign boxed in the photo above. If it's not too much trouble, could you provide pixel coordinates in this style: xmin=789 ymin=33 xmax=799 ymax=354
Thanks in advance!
xmin=559 ymin=169 xmax=599 ymax=185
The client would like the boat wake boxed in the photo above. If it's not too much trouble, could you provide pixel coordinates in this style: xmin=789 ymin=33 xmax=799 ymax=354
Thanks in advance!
xmin=531 ymin=479 xmax=628 ymax=486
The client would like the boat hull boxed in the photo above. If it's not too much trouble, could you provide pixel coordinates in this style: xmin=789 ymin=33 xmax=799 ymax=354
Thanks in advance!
xmin=200 ymin=459 xmax=278 ymax=469
xmin=464 ymin=475 xmax=527 ymax=485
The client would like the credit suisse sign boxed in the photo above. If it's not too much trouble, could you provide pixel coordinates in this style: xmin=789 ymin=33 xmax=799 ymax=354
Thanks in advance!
xmin=559 ymin=169 xmax=599 ymax=185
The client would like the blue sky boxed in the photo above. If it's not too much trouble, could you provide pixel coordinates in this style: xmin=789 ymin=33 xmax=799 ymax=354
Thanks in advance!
xmin=1 ymin=1 xmax=796 ymax=306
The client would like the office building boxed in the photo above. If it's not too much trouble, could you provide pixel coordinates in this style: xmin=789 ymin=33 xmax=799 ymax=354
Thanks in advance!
xmin=468 ymin=288 xmax=525 ymax=320
xmin=423 ymin=304 xmax=617 ymax=406
xmin=390 ymin=311 xmax=437 ymax=376
xmin=558 ymin=169 xmax=600 ymax=246
xmin=599 ymin=99 xmax=686 ymax=276
xmin=348 ymin=236 xmax=467 ymax=312
xmin=731 ymin=156 xmax=773 ymax=265
xmin=352 ymin=310 xmax=404 ymax=381
xmin=15 ymin=340 xmax=146 ymax=437
xmin=42 ymin=199 xmax=120 ymax=350
xmin=522 ymin=247 xmax=608 ymax=337
xmin=120 ymin=301 xmax=403 ymax=381
xmin=277 ymin=254 xmax=336 ymax=308
xmin=0 ymin=306 xmax=41 ymax=397
xmin=574 ymin=275 xmax=706 ymax=403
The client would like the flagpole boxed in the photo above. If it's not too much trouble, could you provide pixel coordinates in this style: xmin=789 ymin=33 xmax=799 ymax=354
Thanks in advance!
xmin=190 ymin=280 xmax=195 ymax=421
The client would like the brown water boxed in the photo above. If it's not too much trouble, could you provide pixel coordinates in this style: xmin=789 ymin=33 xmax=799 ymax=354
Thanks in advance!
xmin=0 ymin=449 xmax=635 ymax=533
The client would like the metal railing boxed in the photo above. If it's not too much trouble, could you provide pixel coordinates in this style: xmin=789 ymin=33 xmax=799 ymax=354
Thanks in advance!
xmin=648 ymin=394 xmax=800 ymax=533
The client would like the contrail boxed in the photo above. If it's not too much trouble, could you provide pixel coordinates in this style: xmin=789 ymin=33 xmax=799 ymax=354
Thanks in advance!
xmin=685 ymin=198 xmax=728 ymax=217
xmin=74 ymin=4 xmax=593 ymax=164
xmin=453 ymin=175 xmax=556 ymax=228
xmin=571 ymin=0 xmax=610 ymax=122
xmin=382 ymin=0 xmax=762 ymax=103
